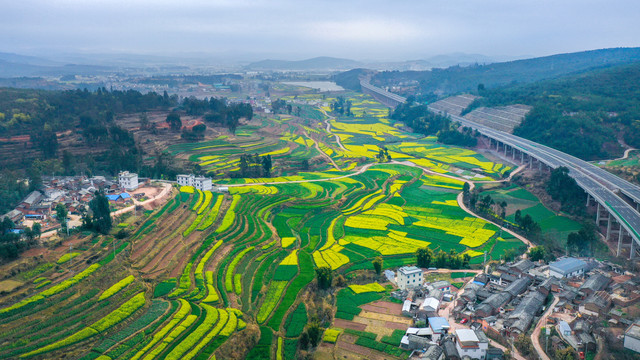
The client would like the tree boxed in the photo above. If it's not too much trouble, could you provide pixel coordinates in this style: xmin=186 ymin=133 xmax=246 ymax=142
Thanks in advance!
xmin=140 ymin=112 xmax=150 ymax=130
xmin=315 ymin=266 xmax=333 ymax=290
xmin=261 ymin=155 xmax=272 ymax=177
xmin=89 ymin=191 xmax=112 ymax=234
xmin=416 ymin=247 xmax=433 ymax=268
xmin=529 ymin=246 xmax=546 ymax=261
xmin=514 ymin=333 xmax=534 ymax=357
xmin=55 ymin=203 xmax=68 ymax=232
xmin=32 ymin=222 xmax=41 ymax=240
xmin=372 ymin=256 xmax=383 ymax=275
xmin=307 ymin=322 xmax=321 ymax=347
xmin=554 ymin=346 xmax=577 ymax=360
xmin=462 ymin=182 xmax=470 ymax=196
xmin=166 ymin=112 xmax=182 ymax=131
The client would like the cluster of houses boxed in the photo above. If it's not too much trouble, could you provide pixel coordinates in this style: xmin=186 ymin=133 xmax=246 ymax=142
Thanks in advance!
xmin=388 ymin=266 xmax=499 ymax=360
xmin=387 ymin=257 xmax=640 ymax=359
xmin=0 ymin=171 xmax=148 ymax=231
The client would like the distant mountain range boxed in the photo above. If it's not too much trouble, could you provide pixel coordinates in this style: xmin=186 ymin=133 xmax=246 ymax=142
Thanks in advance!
xmin=365 ymin=47 xmax=640 ymax=96
xmin=244 ymin=54 xmax=521 ymax=72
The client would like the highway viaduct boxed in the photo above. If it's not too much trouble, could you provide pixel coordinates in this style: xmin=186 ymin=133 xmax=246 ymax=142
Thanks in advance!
xmin=360 ymin=79 xmax=640 ymax=259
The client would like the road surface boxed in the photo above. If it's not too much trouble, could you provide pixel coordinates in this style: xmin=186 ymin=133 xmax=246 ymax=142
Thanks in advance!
xmin=531 ymin=295 xmax=559 ymax=360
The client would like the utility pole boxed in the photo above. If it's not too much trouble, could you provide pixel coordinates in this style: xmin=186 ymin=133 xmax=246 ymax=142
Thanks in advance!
xmin=545 ymin=316 xmax=549 ymax=354
xmin=483 ymin=251 xmax=487 ymax=274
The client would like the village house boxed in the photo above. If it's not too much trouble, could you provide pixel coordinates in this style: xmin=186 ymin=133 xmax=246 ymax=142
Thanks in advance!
xmin=454 ymin=329 xmax=489 ymax=359
xmin=118 ymin=171 xmax=139 ymax=190
xmin=177 ymin=174 xmax=213 ymax=191
xmin=624 ymin=321 xmax=640 ymax=353
xmin=397 ymin=266 xmax=424 ymax=290
xmin=549 ymin=257 xmax=587 ymax=278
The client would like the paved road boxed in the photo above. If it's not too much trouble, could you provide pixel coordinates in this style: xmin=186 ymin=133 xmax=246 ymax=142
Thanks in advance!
xmin=531 ymin=295 xmax=559 ymax=360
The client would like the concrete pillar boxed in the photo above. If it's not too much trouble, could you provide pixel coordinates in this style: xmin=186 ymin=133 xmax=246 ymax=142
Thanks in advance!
xmin=606 ymin=213 xmax=613 ymax=241
xmin=512 ymin=148 xmax=516 ymax=160
xmin=496 ymin=141 xmax=500 ymax=151
xmin=538 ymin=161 xmax=542 ymax=171
xmin=596 ymin=202 xmax=601 ymax=223
xmin=618 ymin=226 xmax=624 ymax=257
xmin=504 ymin=144 xmax=508 ymax=155
xmin=529 ymin=156 xmax=533 ymax=168
xmin=586 ymin=194 xmax=591 ymax=206
xmin=521 ymin=152 xmax=524 ymax=163
xmin=631 ymin=237 xmax=636 ymax=260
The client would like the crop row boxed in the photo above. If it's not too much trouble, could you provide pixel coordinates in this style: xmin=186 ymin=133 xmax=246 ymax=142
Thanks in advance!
xmin=21 ymin=292 xmax=146 ymax=358
xmin=0 ymin=263 xmax=101 ymax=316
xmin=99 ymin=275 xmax=135 ymax=301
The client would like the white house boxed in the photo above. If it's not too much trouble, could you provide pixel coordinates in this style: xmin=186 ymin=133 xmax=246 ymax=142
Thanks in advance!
xmin=118 ymin=171 xmax=139 ymax=191
xmin=419 ymin=297 xmax=440 ymax=317
xmin=624 ymin=322 xmax=640 ymax=353
xmin=396 ymin=266 xmax=423 ymax=290
xmin=177 ymin=174 xmax=213 ymax=191
xmin=455 ymin=329 xmax=489 ymax=359
xmin=549 ymin=258 xmax=587 ymax=278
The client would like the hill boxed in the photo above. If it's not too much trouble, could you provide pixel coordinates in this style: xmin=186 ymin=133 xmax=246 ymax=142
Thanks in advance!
xmin=245 ymin=56 xmax=362 ymax=71
xmin=462 ymin=61 xmax=640 ymax=162
xmin=370 ymin=47 xmax=640 ymax=97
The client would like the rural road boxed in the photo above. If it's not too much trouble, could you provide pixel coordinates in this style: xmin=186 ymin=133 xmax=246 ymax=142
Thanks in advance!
xmin=319 ymin=107 xmax=347 ymax=151
xmin=531 ymin=295 xmax=559 ymax=360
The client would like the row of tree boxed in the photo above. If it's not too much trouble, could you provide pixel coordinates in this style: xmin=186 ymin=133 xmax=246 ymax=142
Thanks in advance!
xmin=237 ymin=154 xmax=273 ymax=178
xmin=416 ymin=247 xmax=471 ymax=269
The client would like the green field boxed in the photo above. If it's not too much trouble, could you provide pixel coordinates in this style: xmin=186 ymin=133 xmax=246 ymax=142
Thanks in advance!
xmin=0 ymin=91 xmax=525 ymax=360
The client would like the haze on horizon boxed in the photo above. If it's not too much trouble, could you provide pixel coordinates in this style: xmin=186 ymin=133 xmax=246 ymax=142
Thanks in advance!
xmin=2 ymin=0 xmax=640 ymax=62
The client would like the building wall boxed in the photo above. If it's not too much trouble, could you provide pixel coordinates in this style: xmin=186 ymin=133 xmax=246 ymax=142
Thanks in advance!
xmin=455 ymin=344 xmax=487 ymax=359
xmin=397 ymin=271 xmax=423 ymax=290
xmin=550 ymin=268 xmax=583 ymax=279
xmin=624 ymin=335 xmax=640 ymax=353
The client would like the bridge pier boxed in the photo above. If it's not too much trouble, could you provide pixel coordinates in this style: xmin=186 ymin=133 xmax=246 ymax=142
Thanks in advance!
xmin=631 ymin=237 xmax=636 ymax=259
xmin=617 ymin=225 xmax=624 ymax=257
xmin=606 ymin=213 xmax=613 ymax=241
xmin=586 ymin=194 xmax=591 ymax=206
xmin=521 ymin=151 xmax=524 ymax=163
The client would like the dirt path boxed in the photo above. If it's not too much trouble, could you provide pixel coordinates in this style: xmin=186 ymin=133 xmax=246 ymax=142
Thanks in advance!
xmin=318 ymin=108 xmax=347 ymax=151
xmin=112 ymin=182 xmax=173 ymax=217
xmin=532 ymin=295 xmax=559 ymax=360
xmin=303 ymin=129 xmax=341 ymax=171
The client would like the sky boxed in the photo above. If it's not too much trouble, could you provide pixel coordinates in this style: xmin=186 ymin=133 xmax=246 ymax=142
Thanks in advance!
xmin=2 ymin=0 xmax=640 ymax=61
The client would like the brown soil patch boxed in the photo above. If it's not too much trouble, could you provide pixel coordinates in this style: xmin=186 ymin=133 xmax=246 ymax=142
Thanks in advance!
xmin=337 ymin=341 xmax=372 ymax=357
xmin=385 ymin=321 xmax=409 ymax=330
xmin=335 ymin=318 xmax=367 ymax=331
xmin=361 ymin=301 xmax=403 ymax=316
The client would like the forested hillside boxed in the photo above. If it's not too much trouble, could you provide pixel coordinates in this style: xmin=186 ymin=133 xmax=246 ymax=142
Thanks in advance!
xmin=371 ymin=47 xmax=640 ymax=97
xmin=463 ymin=61 xmax=640 ymax=160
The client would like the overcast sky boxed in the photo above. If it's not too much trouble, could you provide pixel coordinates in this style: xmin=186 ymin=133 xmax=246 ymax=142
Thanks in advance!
xmin=2 ymin=0 xmax=639 ymax=61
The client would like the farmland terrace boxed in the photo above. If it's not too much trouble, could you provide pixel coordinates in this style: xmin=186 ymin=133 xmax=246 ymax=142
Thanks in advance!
xmin=361 ymin=80 xmax=640 ymax=258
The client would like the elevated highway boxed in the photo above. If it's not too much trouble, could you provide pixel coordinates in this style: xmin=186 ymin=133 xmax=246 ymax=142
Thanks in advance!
xmin=360 ymin=80 xmax=640 ymax=258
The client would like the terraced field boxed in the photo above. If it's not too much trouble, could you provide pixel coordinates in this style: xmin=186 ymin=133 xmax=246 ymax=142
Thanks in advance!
xmin=0 ymin=92 xmax=527 ymax=359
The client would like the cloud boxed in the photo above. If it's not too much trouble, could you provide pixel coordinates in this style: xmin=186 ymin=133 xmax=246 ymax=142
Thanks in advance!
xmin=0 ymin=0 xmax=638 ymax=60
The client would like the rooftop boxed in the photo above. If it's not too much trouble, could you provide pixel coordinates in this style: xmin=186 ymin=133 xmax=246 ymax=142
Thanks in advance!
xmin=399 ymin=266 xmax=422 ymax=275
xmin=456 ymin=328 xmax=479 ymax=343
xmin=626 ymin=322 xmax=640 ymax=340
xmin=550 ymin=257 xmax=587 ymax=275
xmin=580 ymin=273 xmax=610 ymax=292
xmin=428 ymin=317 xmax=450 ymax=333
